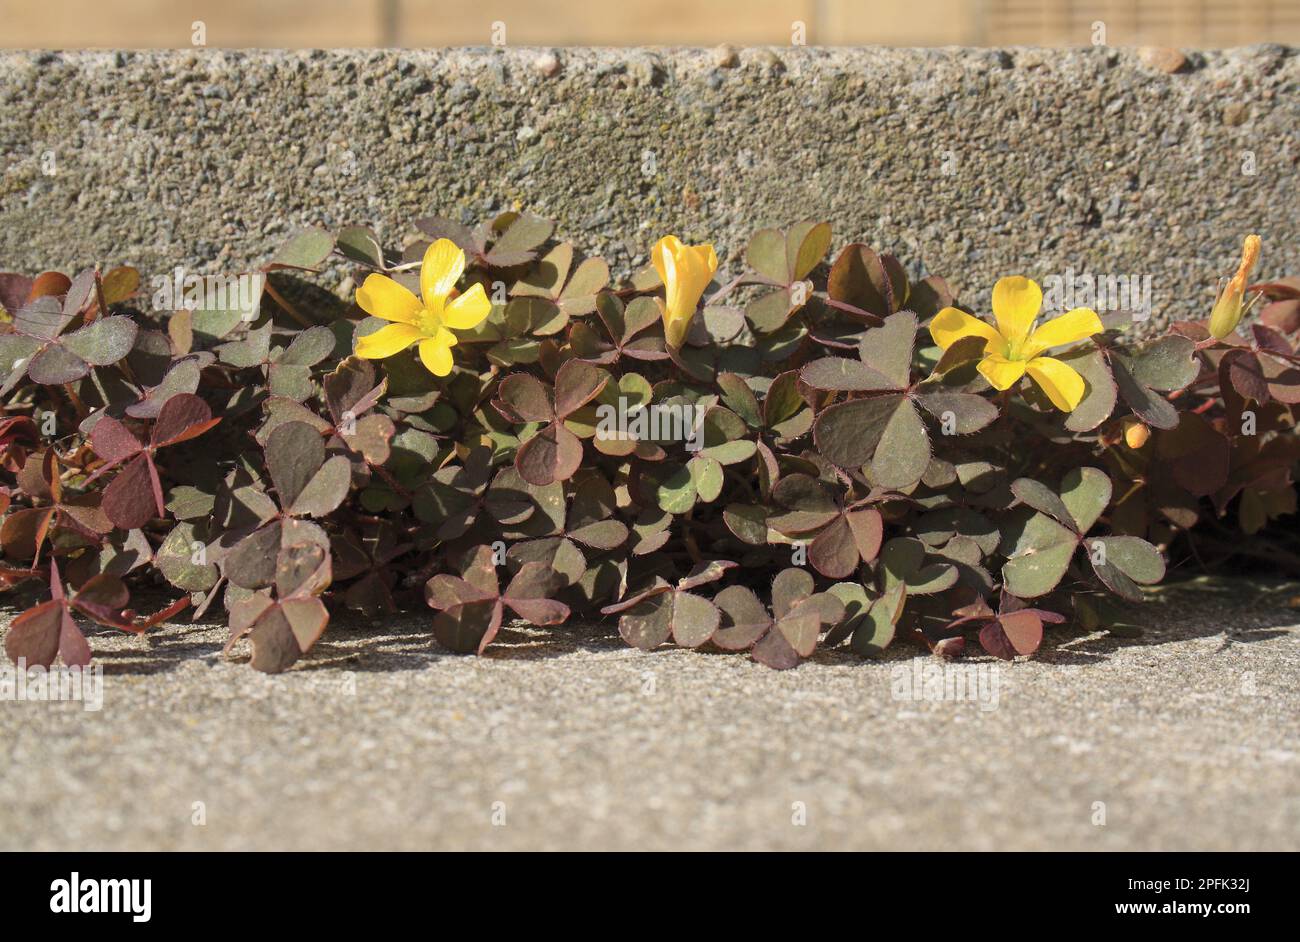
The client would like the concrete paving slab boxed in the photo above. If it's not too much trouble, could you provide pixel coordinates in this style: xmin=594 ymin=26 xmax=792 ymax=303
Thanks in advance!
xmin=1 ymin=576 xmax=1297 ymax=850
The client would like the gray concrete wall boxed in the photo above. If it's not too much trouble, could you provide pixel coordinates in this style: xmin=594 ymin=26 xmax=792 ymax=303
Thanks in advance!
xmin=0 ymin=46 xmax=1296 ymax=325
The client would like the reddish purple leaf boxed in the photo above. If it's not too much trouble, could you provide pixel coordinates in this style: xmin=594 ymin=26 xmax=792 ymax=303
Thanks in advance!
xmin=516 ymin=423 xmax=583 ymax=486
xmin=552 ymin=358 xmax=608 ymax=418
xmin=102 ymin=454 xmax=159 ymax=530
xmin=4 ymin=599 xmax=63 ymax=668
xmin=91 ymin=414 xmax=146 ymax=466
xmin=496 ymin=373 xmax=554 ymax=423
xmin=151 ymin=392 xmax=219 ymax=447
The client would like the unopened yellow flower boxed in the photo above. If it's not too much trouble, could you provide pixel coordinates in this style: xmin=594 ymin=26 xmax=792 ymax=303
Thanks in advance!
xmin=1122 ymin=417 xmax=1151 ymax=449
xmin=929 ymin=276 xmax=1103 ymax=412
xmin=1208 ymin=234 xmax=1261 ymax=340
xmin=651 ymin=235 xmax=718 ymax=348
xmin=353 ymin=238 xmax=491 ymax=376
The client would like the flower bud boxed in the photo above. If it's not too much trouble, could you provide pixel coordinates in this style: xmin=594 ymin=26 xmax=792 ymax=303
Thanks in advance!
xmin=651 ymin=235 xmax=718 ymax=348
xmin=1209 ymin=234 xmax=1261 ymax=339
xmin=1122 ymin=417 xmax=1150 ymax=450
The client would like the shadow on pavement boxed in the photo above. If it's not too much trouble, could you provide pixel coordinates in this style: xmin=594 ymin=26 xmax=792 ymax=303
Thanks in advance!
xmin=2 ymin=574 xmax=1296 ymax=676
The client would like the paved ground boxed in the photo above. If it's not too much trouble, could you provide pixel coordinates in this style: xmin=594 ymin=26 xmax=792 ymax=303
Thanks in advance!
xmin=1 ymin=576 xmax=1297 ymax=851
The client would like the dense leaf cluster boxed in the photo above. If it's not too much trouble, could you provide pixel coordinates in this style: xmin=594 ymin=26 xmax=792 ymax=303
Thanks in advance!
xmin=1 ymin=217 xmax=1297 ymax=672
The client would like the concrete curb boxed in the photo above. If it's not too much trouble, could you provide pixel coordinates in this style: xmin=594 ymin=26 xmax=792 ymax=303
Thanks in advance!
xmin=1 ymin=46 xmax=1296 ymax=327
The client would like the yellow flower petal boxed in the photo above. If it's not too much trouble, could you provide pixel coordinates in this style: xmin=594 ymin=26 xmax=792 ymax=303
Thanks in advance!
xmin=652 ymin=235 xmax=717 ymax=326
xmin=418 ymin=336 xmax=454 ymax=377
xmin=355 ymin=322 xmax=423 ymax=359
xmin=657 ymin=242 xmax=684 ymax=316
xmin=991 ymin=276 xmax=1042 ymax=344
xmin=1025 ymin=356 xmax=1087 ymax=411
xmin=443 ymin=282 xmax=492 ymax=330
xmin=977 ymin=353 xmax=1028 ymax=391
xmin=650 ymin=235 xmax=683 ymax=286
xmin=929 ymin=306 xmax=1004 ymax=353
xmin=1022 ymin=306 xmax=1103 ymax=359
xmin=691 ymin=243 xmax=719 ymax=274
xmin=421 ymin=238 xmax=466 ymax=306
xmin=356 ymin=274 xmax=421 ymax=325
xmin=1208 ymin=285 xmax=1244 ymax=340
xmin=663 ymin=313 xmax=692 ymax=349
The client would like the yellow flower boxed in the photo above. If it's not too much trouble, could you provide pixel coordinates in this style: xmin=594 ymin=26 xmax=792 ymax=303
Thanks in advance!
xmin=651 ymin=235 xmax=718 ymax=348
xmin=1121 ymin=417 xmax=1151 ymax=450
xmin=929 ymin=276 xmax=1103 ymax=412
xmin=1208 ymin=234 xmax=1261 ymax=340
xmin=353 ymin=238 xmax=491 ymax=377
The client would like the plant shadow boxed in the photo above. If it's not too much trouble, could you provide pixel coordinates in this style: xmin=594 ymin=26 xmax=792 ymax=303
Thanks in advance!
xmin=1030 ymin=575 xmax=1298 ymax=666
xmin=68 ymin=609 xmax=632 ymax=676
xmin=2 ymin=574 xmax=1296 ymax=677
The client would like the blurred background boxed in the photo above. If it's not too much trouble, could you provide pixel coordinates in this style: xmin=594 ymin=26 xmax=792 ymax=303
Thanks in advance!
xmin=1 ymin=0 xmax=1298 ymax=48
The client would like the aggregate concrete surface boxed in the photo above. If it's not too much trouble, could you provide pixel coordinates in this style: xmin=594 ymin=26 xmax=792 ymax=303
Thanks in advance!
xmin=1 ymin=577 xmax=1296 ymax=851
xmin=1 ymin=46 xmax=1297 ymax=329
